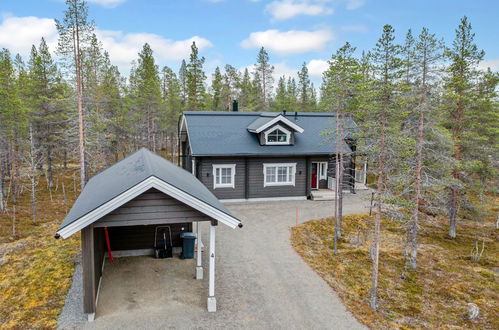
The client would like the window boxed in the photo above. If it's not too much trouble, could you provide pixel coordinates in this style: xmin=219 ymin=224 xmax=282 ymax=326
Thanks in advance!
xmin=264 ymin=125 xmax=291 ymax=145
xmin=319 ymin=162 xmax=328 ymax=180
xmin=213 ymin=164 xmax=236 ymax=189
xmin=263 ymin=163 xmax=296 ymax=187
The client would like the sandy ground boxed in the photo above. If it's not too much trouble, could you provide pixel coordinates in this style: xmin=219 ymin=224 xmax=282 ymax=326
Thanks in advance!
xmin=58 ymin=191 xmax=371 ymax=329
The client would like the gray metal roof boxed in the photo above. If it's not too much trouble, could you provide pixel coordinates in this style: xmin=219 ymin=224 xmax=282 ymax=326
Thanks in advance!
xmin=183 ymin=111 xmax=356 ymax=157
xmin=58 ymin=148 xmax=239 ymax=232
xmin=246 ymin=116 xmax=275 ymax=132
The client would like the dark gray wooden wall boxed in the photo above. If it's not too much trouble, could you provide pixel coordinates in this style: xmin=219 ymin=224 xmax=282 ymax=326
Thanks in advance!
xmin=94 ymin=188 xmax=211 ymax=227
xmin=196 ymin=154 xmax=356 ymax=199
xmin=247 ymin=157 xmax=307 ymax=198
xmin=197 ymin=158 xmax=247 ymax=199
xmin=107 ymin=223 xmax=190 ymax=250
xmin=197 ymin=156 xmax=309 ymax=199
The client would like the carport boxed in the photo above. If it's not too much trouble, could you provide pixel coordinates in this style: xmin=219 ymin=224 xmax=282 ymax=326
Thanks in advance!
xmin=55 ymin=148 xmax=242 ymax=321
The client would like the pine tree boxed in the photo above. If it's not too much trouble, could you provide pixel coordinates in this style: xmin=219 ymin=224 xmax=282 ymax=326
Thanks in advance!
xmin=28 ymin=38 xmax=68 ymax=188
xmin=56 ymin=0 xmax=95 ymax=189
xmin=298 ymin=62 xmax=314 ymax=111
xmin=186 ymin=42 xmax=207 ymax=110
xmin=273 ymin=76 xmax=287 ymax=111
xmin=211 ymin=66 xmax=223 ymax=110
xmin=405 ymin=28 xmax=445 ymax=270
xmin=179 ymin=59 xmax=187 ymax=109
xmin=99 ymin=52 xmax=125 ymax=164
xmin=322 ymin=42 xmax=362 ymax=245
xmin=443 ymin=17 xmax=485 ymax=238
xmin=360 ymin=25 xmax=404 ymax=310
xmin=286 ymin=77 xmax=299 ymax=112
xmin=253 ymin=47 xmax=274 ymax=110
xmin=222 ymin=64 xmax=241 ymax=109
xmin=239 ymin=68 xmax=254 ymax=110
xmin=131 ymin=43 xmax=162 ymax=151
xmin=0 ymin=49 xmax=25 ymax=204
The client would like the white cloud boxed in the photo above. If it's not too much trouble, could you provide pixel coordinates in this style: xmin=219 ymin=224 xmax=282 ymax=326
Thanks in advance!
xmin=478 ymin=59 xmax=499 ymax=72
xmin=87 ymin=0 xmax=127 ymax=8
xmin=0 ymin=15 xmax=58 ymax=55
xmin=273 ymin=62 xmax=298 ymax=81
xmin=96 ymin=30 xmax=213 ymax=70
xmin=344 ymin=0 xmax=365 ymax=10
xmin=241 ymin=29 xmax=333 ymax=55
xmin=265 ymin=0 xmax=333 ymax=21
xmin=0 ymin=15 xmax=213 ymax=74
xmin=307 ymin=59 xmax=329 ymax=77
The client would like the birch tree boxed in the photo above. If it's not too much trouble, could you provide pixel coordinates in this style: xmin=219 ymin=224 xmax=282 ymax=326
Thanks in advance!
xmin=56 ymin=0 xmax=94 ymax=189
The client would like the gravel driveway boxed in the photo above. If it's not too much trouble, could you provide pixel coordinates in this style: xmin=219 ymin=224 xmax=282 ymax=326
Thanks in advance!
xmin=59 ymin=192 xmax=370 ymax=329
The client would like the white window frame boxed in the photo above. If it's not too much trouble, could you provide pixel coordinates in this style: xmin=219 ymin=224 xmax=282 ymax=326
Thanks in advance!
xmin=213 ymin=164 xmax=236 ymax=189
xmin=318 ymin=162 xmax=328 ymax=180
xmin=264 ymin=125 xmax=292 ymax=145
xmin=263 ymin=163 xmax=296 ymax=187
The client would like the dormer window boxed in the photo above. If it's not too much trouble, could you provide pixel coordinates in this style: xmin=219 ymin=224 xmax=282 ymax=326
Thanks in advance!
xmin=264 ymin=125 xmax=291 ymax=145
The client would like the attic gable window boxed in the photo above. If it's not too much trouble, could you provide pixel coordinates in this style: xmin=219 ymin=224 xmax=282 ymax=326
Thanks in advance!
xmin=264 ymin=125 xmax=291 ymax=145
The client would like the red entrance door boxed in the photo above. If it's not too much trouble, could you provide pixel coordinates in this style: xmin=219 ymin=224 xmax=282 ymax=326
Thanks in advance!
xmin=311 ymin=163 xmax=318 ymax=189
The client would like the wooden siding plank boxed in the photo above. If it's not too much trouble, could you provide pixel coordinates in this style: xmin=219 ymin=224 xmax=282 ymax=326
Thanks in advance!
xmin=107 ymin=223 xmax=192 ymax=250
xmin=95 ymin=216 xmax=210 ymax=228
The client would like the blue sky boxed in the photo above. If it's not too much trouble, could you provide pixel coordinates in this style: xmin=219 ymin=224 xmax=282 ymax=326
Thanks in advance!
xmin=1 ymin=0 xmax=498 ymax=85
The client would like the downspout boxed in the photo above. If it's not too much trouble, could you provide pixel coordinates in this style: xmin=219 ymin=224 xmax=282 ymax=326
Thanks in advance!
xmin=177 ymin=115 xmax=183 ymax=166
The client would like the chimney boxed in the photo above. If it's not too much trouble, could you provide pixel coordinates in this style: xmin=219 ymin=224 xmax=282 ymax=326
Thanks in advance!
xmin=294 ymin=111 xmax=298 ymax=120
xmin=283 ymin=109 xmax=287 ymax=116
xmin=232 ymin=100 xmax=239 ymax=112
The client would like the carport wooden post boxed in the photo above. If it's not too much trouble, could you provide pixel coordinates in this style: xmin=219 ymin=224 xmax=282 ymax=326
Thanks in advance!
xmin=196 ymin=221 xmax=203 ymax=279
xmin=81 ymin=225 xmax=96 ymax=321
xmin=207 ymin=221 xmax=217 ymax=312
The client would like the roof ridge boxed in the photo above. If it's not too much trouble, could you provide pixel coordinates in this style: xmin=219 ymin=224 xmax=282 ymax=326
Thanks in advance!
xmin=141 ymin=148 xmax=153 ymax=175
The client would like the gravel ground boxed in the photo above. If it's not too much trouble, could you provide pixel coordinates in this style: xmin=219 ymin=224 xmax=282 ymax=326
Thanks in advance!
xmin=58 ymin=191 xmax=371 ymax=329
xmin=57 ymin=252 xmax=87 ymax=329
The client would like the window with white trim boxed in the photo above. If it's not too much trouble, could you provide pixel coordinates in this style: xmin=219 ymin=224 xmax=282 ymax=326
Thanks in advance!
xmin=319 ymin=162 xmax=328 ymax=180
xmin=264 ymin=125 xmax=291 ymax=145
xmin=213 ymin=164 xmax=236 ymax=189
xmin=263 ymin=163 xmax=296 ymax=187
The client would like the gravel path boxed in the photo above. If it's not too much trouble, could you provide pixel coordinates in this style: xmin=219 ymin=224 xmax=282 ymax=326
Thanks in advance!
xmin=58 ymin=191 xmax=371 ymax=329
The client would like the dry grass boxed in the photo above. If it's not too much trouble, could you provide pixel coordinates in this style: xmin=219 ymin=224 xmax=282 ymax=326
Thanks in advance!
xmin=0 ymin=169 xmax=80 ymax=329
xmin=291 ymin=205 xmax=498 ymax=329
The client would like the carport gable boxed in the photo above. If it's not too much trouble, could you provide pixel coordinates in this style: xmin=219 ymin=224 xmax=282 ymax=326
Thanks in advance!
xmin=56 ymin=149 xmax=241 ymax=239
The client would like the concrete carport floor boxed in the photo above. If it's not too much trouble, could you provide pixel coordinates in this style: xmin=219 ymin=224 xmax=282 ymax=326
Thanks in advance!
xmin=60 ymin=191 xmax=370 ymax=329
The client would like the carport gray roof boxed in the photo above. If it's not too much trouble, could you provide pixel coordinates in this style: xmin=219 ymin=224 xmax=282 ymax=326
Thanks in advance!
xmin=183 ymin=111 xmax=356 ymax=156
xmin=58 ymin=148 xmax=240 ymax=232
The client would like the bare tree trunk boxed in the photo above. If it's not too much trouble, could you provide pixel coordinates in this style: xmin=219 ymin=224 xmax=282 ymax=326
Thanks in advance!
xmin=370 ymin=111 xmax=386 ymax=311
xmin=337 ymin=113 xmax=345 ymax=237
xmin=410 ymin=108 xmax=424 ymax=269
xmin=29 ymin=125 xmax=37 ymax=224
xmin=449 ymin=185 xmax=458 ymax=238
xmin=449 ymin=97 xmax=463 ymax=238
xmin=0 ymin=150 xmax=4 ymax=212
xmin=12 ymin=204 xmax=16 ymax=237
xmin=74 ymin=18 xmax=86 ymax=190
xmin=47 ymin=141 xmax=53 ymax=189
xmin=62 ymin=182 xmax=68 ymax=215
